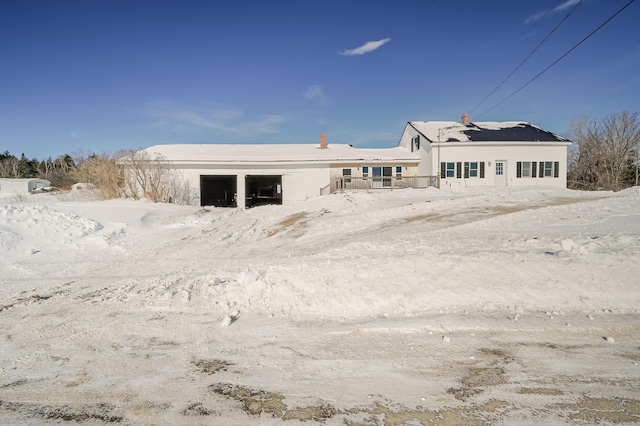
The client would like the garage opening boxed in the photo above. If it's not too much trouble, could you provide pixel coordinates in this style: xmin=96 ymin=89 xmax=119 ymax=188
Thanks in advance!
xmin=245 ymin=175 xmax=282 ymax=208
xmin=200 ymin=175 xmax=237 ymax=207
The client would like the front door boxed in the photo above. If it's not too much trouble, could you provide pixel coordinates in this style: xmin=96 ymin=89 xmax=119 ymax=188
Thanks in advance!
xmin=495 ymin=161 xmax=506 ymax=186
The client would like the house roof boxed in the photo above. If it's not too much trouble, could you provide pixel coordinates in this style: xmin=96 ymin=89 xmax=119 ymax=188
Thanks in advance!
xmin=143 ymin=144 xmax=420 ymax=164
xmin=408 ymin=121 xmax=570 ymax=143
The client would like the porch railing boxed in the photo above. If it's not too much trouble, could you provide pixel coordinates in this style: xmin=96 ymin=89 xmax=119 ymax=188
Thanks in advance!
xmin=320 ymin=175 xmax=439 ymax=195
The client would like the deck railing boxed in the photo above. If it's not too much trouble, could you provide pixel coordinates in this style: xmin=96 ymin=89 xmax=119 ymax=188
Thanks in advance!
xmin=320 ymin=175 xmax=439 ymax=195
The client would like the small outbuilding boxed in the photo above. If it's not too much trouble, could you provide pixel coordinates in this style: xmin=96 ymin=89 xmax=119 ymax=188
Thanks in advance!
xmin=0 ymin=178 xmax=51 ymax=194
xmin=397 ymin=115 xmax=572 ymax=188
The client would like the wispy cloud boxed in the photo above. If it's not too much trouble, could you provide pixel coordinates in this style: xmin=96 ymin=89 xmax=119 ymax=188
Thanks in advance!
xmin=303 ymin=85 xmax=328 ymax=104
xmin=144 ymin=100 xmax=286 ymax=136
xmin=340 ymin=38 xmax=391 ymax=56
xmin=524 ymin=0 xmax=581 ymax=24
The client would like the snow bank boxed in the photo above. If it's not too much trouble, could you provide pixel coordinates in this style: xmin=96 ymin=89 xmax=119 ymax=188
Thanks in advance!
xmin=1 ymin=187 xmax=638 ymax=319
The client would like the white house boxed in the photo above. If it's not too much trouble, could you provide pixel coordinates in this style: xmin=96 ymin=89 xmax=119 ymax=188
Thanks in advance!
xmin=0 ymin=178 xmax=51 ymax=194
xmin=397 ymin=115 xmax=572 ymax=188
xmin=143 ymin=136 xmax=420 ymax=208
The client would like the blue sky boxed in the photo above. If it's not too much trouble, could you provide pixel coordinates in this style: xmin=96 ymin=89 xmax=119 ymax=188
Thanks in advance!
xmin=1 ymin=0 xmax=639 ymax=160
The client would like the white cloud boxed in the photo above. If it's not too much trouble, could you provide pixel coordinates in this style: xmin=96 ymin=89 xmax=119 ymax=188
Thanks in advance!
xmin=553 ymin=0 xmax=582 ymax=12
xmin=340 ymin=38 xmax=391 ymax=56
xmin=144 ymin=100 xmax=286 ymax=136
xmin=303 ymin=85 xmax=328 ymax=104
xmin=524 ymin=0 xmax=581 ymax=24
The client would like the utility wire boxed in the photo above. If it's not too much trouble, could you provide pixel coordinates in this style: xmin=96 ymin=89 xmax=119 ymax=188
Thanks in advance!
xmin=476 ymin=0 xmax=637 ymax=119
xmin=469 ymin=0 xmax=584 ymax=115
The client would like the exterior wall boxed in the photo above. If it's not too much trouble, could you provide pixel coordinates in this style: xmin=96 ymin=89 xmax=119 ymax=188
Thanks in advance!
xmin=172 ymin=163 xmax=331 ymax=208
xmin=0 ymin=179 xmax=50 ymax=193
xmin=330 ymin=162 xmax=419 ymax=181
xmin=431 ymin=143 xmax=569 ymax=188
xmin=397 ymin=124 xmax=433 ymax=176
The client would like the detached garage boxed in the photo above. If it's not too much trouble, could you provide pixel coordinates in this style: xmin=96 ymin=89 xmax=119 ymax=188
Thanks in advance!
xmin=142 ymin=137 xmax=420 ymax=208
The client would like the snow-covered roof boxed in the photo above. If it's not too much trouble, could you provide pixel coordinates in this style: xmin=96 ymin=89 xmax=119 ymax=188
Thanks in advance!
xmin=0 ymin=178 xmax=51 ymax=182
xmin=409 ymin=121 xmax=570 ymax=143
xmin=143 ymin=143 xmax=420 ymax=164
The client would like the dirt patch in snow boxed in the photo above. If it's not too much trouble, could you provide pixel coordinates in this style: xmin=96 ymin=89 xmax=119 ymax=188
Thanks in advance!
xmin=0 ymin=401 xmax=124 ymax=423
xmin=193 ymin=359 xmax=233 ymax=374
xmin=267 ymin=211 xmax=309 ymax=237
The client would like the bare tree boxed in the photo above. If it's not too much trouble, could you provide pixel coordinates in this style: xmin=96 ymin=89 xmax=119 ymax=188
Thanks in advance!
xmin=72 ymin=152 xmax=124 ymax=199
xmin=120 ymin=150 xmax=194 ymax=204
xmin=568 ymin=112 xmax=640 ymax=191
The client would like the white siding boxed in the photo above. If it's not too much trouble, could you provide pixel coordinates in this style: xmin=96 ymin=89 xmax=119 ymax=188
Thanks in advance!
xmin=432 ymin=143 xmax=568 ymax=188
xmin=397 ymin=124 xmax=433 ymax=176
xmin=173 ymin=163 xmax=330 ymax=208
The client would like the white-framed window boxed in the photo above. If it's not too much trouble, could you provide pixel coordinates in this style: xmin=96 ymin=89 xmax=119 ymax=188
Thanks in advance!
xmin=362 ymin=166 xmax=369 ymax=177
xmin=342 ymin=168 xmax=352 ymax=183
xmin=544 ymin=161 xmax=553 ymax=177
xmin=446 ymin=162 xmax=455 ymax=178
xmin=470 ymin=162 xmax=478 ymax=177
xmin=495 ymin=162 xmax=504 ymax=176
xmin=395 ymin=166 xmax=402 ymax=179
xmin=522 ymin=162 xmax=531 ymax=177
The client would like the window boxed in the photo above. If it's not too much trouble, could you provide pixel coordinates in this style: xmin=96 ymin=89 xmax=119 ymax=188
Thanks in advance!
xmin=470 ymin=162 xmax=478 ymax=177
xmin=544 ymin=161 xmax=553 ymax=177
xmin=383 ymin=167 xmax=393 ymax=187
xmin=395 ymin=166 xmax=402 ymax=179
xmin=495 ymin=162 xmax=504 ymax=176
xmin=412 ymin=135 xmax=420 ymax=151
xmin=362 ymin=166 xmax=369 ymax=179
xmin=446 ymin=162 xmax=455 ymax=178
xmin=464 ymin=162 xmax=478 ymax=178
xmin=517 ymin=162 xmax=533 ymax=178
xmin=440 ymin=162 xmax=457 ymax=178
xmin=342 ymin=168 xmax=351 ymax=183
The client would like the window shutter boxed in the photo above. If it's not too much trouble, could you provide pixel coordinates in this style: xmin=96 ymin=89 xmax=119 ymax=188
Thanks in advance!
xmin=532 ymin=161 xmax=537 ymax=178
xmin=464 ymin=162 xmax=469 ymax=178
xmin=440 ymin=162 xmax=446 ymax=179
xmin=554 ymin=161 xmax=559 ymax=178
xmin=516 ymin=162 xmax=522 ymax=178
xmin=456 ymin=162 xmax=462 ymax=178
xmin=480 ymin=162 xmax=485 ymax=178
xmin=539 ymin=162 xmax=544 ymax=178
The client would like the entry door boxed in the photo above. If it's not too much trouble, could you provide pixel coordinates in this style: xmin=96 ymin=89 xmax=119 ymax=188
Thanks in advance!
xmin=495 ymin=161 xmax=506 ymax=186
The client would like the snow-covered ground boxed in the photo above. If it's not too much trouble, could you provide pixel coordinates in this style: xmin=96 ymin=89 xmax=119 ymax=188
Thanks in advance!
xmin=1 ymin=186 xmax=639 ymax=425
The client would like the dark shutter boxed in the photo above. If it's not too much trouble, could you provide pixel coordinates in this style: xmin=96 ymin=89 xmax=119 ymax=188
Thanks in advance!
xmin=456 ymin=162 xmax=462 ymax=179
xmin=539 ymin=162 xmax=544 ymax=178
xmin=480 ymin=162 xmax=485 ymax=178
xmin=516 ymin=162 xmax=522 ymax=178
xmin=532 ymin=162 xmax=537 ymax=178
xmin=464 ymin=162 xmax=469 ymax=178
xmin=440 ymin=162 xmax=446 ymax=179
xmin=554 ymin=161 xmax=559 ymax=178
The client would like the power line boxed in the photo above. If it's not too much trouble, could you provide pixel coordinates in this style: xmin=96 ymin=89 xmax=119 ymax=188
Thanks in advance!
xmin=476 ymin=0 xmax=637 ymax=119
xmin=469 ymin=0 xmax=584 ymax=115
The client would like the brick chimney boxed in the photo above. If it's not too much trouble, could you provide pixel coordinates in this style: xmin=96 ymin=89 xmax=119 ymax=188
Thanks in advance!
xmin=320 ymin=133 xmax=327 ymax=149
xmin=461 ymin=113 xmax=470 ymax=125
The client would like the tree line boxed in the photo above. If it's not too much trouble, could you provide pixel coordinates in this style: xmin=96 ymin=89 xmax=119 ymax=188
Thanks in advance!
xmin=568 ymin=111 xmax=640 ymax=191
xmin=0 ymin=150 xmax=194 ymax=204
